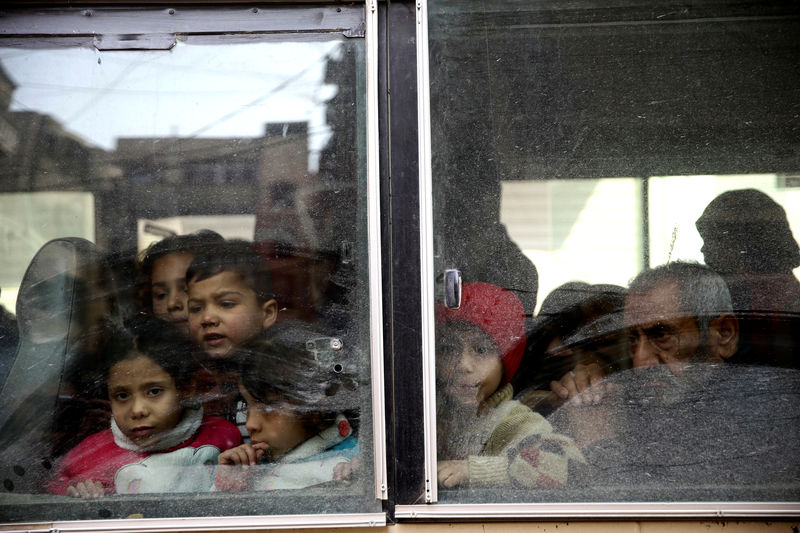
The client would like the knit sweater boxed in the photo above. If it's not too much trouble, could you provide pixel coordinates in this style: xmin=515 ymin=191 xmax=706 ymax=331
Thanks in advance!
xmin=439 ymin=384 xmax=585 ymax=487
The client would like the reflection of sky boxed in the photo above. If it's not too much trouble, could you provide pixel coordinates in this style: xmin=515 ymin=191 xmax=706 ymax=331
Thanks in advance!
xmin=0 ymin=40 xmax=341 ymax=170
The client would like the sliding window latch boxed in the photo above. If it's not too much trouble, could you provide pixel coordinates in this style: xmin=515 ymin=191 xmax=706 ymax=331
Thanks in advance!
xmin=443 ymin=269 xmax=462 ymax=309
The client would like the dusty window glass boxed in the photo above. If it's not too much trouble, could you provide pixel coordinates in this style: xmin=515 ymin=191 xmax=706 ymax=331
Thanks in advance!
xmin=428 ymin=0 xmax=800 ymax=503
xmin=0 ymin=8 xmax=380 ymax=522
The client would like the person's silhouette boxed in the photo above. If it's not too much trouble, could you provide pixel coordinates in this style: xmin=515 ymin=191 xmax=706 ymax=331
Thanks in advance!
xmin=696 ymin=189 xmax=800 ymax=367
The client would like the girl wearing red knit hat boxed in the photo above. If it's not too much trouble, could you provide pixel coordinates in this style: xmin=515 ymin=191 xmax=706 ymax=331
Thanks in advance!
xmin=436 ymin=282 xmax=584 ymax=489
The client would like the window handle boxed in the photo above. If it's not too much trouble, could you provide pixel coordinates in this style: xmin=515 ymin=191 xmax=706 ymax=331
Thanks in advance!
xmin=444 ymin=269 xmax=462 ymax=309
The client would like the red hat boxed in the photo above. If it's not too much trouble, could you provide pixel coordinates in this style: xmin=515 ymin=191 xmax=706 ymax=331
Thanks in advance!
xmin=436 ymin=282 xmax=526 ymax=384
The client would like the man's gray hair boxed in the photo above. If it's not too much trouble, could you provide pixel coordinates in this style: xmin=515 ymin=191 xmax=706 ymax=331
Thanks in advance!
xmin=628 ymin=261 xmax=733 ymax=334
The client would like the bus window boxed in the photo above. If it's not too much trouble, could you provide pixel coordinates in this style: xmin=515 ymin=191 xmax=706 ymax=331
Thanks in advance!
xmin=0 ymin=5 xmax=383 ymax=525
xmin=426 ymin=0 xmax=800 ymax=504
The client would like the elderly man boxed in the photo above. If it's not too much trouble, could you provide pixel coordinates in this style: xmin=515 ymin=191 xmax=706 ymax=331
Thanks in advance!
xmin=624 ymin=261 xmax=739 ymax=373
xmin=547 ymin=262 xmax=800 ymax=499
xmin=550 ymin=263 xmax=738 ymax=402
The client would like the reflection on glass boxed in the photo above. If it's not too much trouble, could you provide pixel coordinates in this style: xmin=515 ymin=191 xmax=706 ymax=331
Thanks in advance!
xmin=500 ymin=178 xmax=642 ymax=312
xmin=0 ymin=30 xmax=373 ymax=521
xmin=429 ymin=0 xmax=800 ymax=503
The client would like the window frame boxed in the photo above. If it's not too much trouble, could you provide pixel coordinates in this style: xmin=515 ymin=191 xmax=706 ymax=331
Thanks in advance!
xmin=0 ymin=2 xmax=388 ymax=529
xmin=409 ymin=0 xmax=800 ymax=519
xmin=1 ymin=0 xmax=799 ymax=526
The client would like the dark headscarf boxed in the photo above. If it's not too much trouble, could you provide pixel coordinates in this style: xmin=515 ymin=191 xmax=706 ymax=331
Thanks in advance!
xmin=696 ymin=189 xmax=800 ymax=274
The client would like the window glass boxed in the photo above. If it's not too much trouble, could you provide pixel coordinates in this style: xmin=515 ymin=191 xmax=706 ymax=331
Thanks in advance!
xmin=428 ymin=0 xmax=800 ymax=503
xmin=0 ymin=9 xmax=380 ymax=522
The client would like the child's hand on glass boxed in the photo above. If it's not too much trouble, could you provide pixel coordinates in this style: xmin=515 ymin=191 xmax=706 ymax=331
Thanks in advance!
xmin=66 ymin=480 xmax=104 ymax=499
xmin=332 ymin=456 xmax=361 ymax=483
xmin=215 ymin=442 xmax=269 ymax=491
xmin=437 ymin=459 xmax=469 ymax=487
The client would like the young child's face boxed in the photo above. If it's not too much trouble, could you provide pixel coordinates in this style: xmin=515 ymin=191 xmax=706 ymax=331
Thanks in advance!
xmin=151 ymin=252 xmax=194 ymax=335
xmin=108 ymin=354 xmax=184 ymax=446
xmin=187 ymin=270 xmax=277 ymax=359
xmin=437 ymin=322 xmax=504 ymax=408
xmin=240 ymin=387 xmax=312 ymax=461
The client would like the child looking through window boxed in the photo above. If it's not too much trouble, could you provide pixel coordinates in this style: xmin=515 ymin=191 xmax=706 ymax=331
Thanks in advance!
xmin=186 ymin=239 xmax=278 ymax=360
xmin=436 ymin=282 xmax=584 ymax=488
xmin=138 ymin=230 xmax=224 ymax=335
xmin=214 ymin=336 xmax=359 ymax=491
xmin=185 ymin=239 xmax=280 ymax=425
xmin=48 ymin=318 xmax=241 ymax=498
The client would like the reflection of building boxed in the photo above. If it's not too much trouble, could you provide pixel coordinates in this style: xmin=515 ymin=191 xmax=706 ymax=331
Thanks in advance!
xmin=107 ymin=136 xmax=262 ymax=253
xmin=0 ymin=48 xmax=358 ymax=324
xmin=316 ymin=48 xmax=359 ymax=257
xmin=111 ymin=125 xmax=311 ymax=252
xmin=0 ymin=68 xmax=18 ymax=160
xmin=0 ymin=54 xmax=355 ymax=256
xmin=255 ymin=122 xmax=313 ymax=248
xmin=0 ymin=66 xmax=108 ymax=194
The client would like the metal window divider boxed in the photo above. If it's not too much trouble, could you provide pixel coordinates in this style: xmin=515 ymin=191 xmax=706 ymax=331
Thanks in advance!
xmin=415 ymin=0 xmax=439 ymax=504
xmin=365 ymin=0 xmax=389 ymax=503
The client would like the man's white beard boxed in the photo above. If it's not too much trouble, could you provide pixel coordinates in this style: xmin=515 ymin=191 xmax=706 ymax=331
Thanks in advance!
xmin=629 ymin=357 xmax=718 ymax=408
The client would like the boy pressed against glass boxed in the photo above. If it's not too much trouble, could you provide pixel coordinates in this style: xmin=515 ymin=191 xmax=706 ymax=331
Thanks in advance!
xmin=186 ymin=240 xmax=279 ymax=360
xmin=436 ymin=282 xmax=584 ymax=488
xmin=185 ymin=240 xmax=280 ymax=425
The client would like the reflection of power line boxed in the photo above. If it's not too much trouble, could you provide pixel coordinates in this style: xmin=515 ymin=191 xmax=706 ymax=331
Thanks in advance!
xmin=4 ymin=45 xmax=339 ymax=155
xmin=7 ymin=96 xmax=35 ymax=113
xmin=62 ymin=54 xmax=161 ymax=126
xmin=99 ymin=122 xmax=334 ymax=164
xmin=12 ymin=80 xmax=317 ymax=96
xmin=181 ymin=51 xmax=333 ymax=141
xmin=84 ymin=48 xmax=332 ymax=82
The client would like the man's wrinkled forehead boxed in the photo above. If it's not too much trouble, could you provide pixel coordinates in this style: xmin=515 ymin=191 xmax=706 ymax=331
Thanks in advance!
xmin=623 ymin=280 xmax=690 ymax=328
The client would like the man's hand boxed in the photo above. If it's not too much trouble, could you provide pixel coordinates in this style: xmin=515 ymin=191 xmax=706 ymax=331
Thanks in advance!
xmin=66 ymin=480 xmax=104 ymax=499
xmin=437 ymin=460 xmax=469 ymax=488
xmin=332 ymin=457 xmax=362 ymax=483
xmin=218 ymin=442 xmax=268 ymax=466
xmin=550 ymin=360 xmax=607 ymax=405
